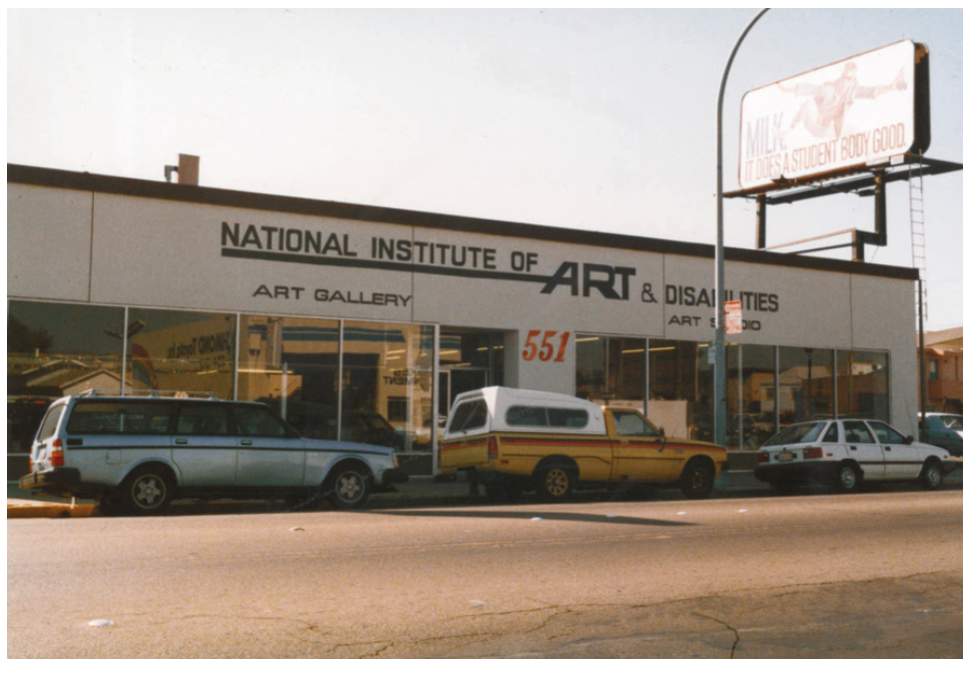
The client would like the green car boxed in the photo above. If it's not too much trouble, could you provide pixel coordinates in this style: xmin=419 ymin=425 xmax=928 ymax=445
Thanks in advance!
xmin=920 ymin=413 xmax=963 ymax=457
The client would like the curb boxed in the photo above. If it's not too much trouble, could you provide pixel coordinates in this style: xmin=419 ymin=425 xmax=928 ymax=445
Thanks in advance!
xmin=8 ymin=469 xmax=960 ymax=519
xmin=7 ymin=502 xmax=97 ymax=519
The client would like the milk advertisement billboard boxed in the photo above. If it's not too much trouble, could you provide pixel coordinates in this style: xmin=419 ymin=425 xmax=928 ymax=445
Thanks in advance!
xmin=739 ymin=40 xmax=930 ymax=191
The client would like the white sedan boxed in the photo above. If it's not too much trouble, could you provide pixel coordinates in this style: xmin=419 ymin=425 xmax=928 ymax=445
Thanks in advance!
xmin=754 ymin=418 xmax=958 ymax=493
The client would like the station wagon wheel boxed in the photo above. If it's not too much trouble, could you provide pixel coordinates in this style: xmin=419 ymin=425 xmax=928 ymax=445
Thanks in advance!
xmin=918 ymin=460 xmax=943 ymax=490
xmin=834 ymin=463 xmax=861 ymax=493
xmin=119 ymin=466 xmax=175 ymax=515
xmin=679 ymin=458 xmax=714 ymax=499
xmin=327 ymin=466 xmax=372 ymax=510
xmin=535 ymin=464 xmax=576 ymax=502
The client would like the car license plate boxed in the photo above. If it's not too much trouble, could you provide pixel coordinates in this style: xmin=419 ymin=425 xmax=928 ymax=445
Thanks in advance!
xmin=776 ymin=451 xmax=795 ymax=462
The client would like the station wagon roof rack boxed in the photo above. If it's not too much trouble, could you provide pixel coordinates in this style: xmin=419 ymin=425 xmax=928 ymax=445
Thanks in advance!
xmin=77 ymin=389 xmax=219 ymax=399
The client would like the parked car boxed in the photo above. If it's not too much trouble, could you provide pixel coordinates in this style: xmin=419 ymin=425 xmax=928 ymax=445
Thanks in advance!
xmin=439 ymin=387 xmax=728 ymax=501
xmin=919 ymin=412 xmax=963 ymax=457
xmin=20 ymin=392 xmax=408 ymax=515
xmin=754 ymin=418 xmax=958 ymax=493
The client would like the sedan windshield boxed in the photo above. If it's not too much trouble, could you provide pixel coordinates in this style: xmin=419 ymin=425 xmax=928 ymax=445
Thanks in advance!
xmin=762 ymin=421 xmax=826 ymax=447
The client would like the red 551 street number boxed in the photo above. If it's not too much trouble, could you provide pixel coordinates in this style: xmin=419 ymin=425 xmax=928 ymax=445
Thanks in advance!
xmin=522 ymin=330 xmax=571 ymax=363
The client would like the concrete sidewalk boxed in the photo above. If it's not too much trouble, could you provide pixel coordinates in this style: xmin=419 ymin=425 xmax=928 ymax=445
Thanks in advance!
xmin=7 ymin=468 xmax=960 ymax=519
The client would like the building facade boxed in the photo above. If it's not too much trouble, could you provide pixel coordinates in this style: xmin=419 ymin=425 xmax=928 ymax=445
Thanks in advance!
xmin=7 ymin=164 xmax=920 ymax=488
xmin=920 ymin=327 xmax=964 ymax=413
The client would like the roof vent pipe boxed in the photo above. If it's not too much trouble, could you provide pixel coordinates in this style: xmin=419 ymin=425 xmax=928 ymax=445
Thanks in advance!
xmin=164 ymin=154 xmax=200 ymax=185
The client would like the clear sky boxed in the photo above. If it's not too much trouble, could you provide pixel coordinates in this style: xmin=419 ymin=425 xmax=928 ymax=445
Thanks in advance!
xmin=7 ymin=8 xmax=964 ymax=331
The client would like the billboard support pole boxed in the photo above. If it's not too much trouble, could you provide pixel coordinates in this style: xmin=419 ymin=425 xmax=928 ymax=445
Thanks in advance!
xmin=715 ymin=8 xmax=769 ymax=447
xmin=755 ymin=195 xmax=767 ymax=249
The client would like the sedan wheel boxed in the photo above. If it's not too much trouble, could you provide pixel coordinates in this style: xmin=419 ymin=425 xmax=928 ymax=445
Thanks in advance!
xmin=835 ymin=464 xmax=860 ymax=493
xmin=918 ymin=460 xmax=943 ymax=490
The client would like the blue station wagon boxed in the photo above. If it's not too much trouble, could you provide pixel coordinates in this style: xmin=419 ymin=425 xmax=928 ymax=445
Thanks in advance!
xmin=20 ymin=392 xmax=408 ymax=515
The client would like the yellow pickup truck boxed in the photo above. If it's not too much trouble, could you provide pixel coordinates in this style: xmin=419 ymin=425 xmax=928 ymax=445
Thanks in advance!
xmin=438 ymin=387 xmax=728 ymax=502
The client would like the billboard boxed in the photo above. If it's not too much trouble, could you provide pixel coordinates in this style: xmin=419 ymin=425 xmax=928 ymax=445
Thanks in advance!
xmin=739 ymin=40 xmax=930 ymax=191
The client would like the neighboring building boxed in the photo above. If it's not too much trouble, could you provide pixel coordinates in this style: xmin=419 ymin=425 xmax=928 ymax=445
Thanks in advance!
xmin=7 ymin=163 xmax=922 ymax=490
xmin=920 ymin=327 xmax=963 ymax=413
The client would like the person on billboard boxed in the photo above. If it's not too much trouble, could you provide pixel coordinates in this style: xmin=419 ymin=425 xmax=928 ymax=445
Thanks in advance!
xmin=777 ymin=61 xmax=907 ymax=140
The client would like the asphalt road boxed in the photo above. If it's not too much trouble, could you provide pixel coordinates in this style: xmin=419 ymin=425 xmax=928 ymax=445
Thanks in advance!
xmin=7 ymin=488 xmax=963 ymax=658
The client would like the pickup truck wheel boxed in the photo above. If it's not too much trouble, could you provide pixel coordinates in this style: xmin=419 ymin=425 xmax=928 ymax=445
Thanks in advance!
xmin=327 ymin=467 xmax=372 ymax=510
xmin=918 ymin=460 xmax=943 ymax=490
xmin=535 ymin=464 xmax=576 ymax=502
xmin=679 ymin=458 xmax=714 ymax=499
xmin=119 ymin=466 xmax=175 ymax=515
xmin=834 ymin=463 xmax=861 ymax=493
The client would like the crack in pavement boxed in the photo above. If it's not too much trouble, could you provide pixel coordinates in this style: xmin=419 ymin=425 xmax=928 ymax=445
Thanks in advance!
xmin=693 ymin=612 xmax=740 ymax=658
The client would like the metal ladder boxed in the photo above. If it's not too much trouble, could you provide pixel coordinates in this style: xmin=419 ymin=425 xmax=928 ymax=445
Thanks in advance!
xmin=909 ymin=157 xmax=928 ymax=321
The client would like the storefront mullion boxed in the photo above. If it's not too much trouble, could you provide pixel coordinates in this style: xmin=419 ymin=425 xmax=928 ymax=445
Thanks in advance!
xmin=337 ymin=318 xmax=345 ymax=442
xmin=121 ymin=306 xmax=130 ymax=394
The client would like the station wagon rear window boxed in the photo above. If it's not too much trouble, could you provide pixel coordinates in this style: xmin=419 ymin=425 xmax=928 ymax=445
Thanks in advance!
xmin=66 ymin=401 xmax=173 ymax=435
xmin=505 ymin=406 xmax=589 ymax=429
xmin=36 ymin=403 xmax=65 ymax=440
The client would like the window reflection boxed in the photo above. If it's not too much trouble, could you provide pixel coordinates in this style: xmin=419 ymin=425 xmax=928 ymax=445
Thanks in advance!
xmin=6 ymin=298 xmax=897 ymax=490
xmin=574 ymin=335 xmax=645 ymax=405
xmin=575 ymin=334 xmax=890 ymax=450
xmin=837 ymin=350 xmax=889 ymax=420
xmin=777 ymin=347 xmax=834 ymax=426
xmin=8 ymin=301 xmax=127 ymax=397
xmin=648 ymin=340 xmax=702 ymax=440
xmin=342 ymin=322 xmax=435 ymax=474
xmin=238 ymin=316 xmax=341 ymax=437
xmin=731 ymin=345 xmax=776 ymax=450
xmin=7 ymin=301 xmax=126 ymax=482
xmin=125 ymin=308 xmax=235 ymax=399
xmin=238 ymin=317 xmax=436 ymax=473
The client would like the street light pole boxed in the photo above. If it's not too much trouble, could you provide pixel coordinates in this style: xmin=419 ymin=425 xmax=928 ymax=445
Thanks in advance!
xmin=715 ymin=8 xmax=769 ymax=447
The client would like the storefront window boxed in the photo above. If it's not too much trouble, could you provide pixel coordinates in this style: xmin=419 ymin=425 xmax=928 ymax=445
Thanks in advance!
xmin=238 ymin=316 xmax=341 ymax=439
xmin=7 ymin=301 xmax=126 ymax=485
xmin=342 ymin=322 xmax=436 ymax=474
xmin=732 ymin=345 xmax=776 ymax=449
xmin=647 ymin=340 xmax=701 ymax=439
xmin=837 ymin=350 xmax=889 ymax=421
xmin=438 ymin=330 xmax=505 ymax=425
xmin=125 ymin=308 xmax=235 ymax=399
xmin=574 ymin=335 xmax=645 ymax=407
xmin=692 ymin=343 xmax=715 ymax=442
xmin=777 ymin=347 xmax=834 ymax=427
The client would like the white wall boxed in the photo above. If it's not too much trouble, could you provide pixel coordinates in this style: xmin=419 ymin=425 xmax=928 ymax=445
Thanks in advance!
xmin=7 ymin=180 xmax=919 ymax=420
xmin=8 ymin=185 xmax=93 ymax=302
